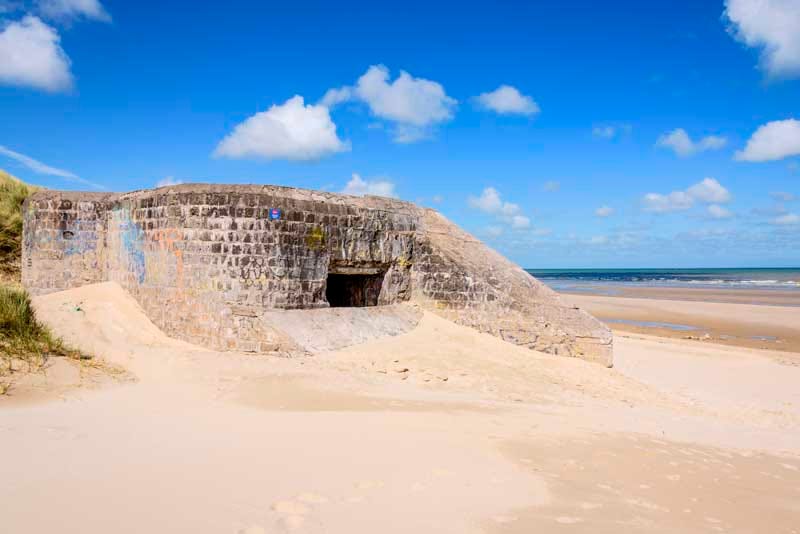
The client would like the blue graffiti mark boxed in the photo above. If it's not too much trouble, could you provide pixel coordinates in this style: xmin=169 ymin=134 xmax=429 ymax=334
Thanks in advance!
xmin=113 ymin=208 xmax=146 ymax=284
xmin=63 ymin=233 xmax=98 ymax=256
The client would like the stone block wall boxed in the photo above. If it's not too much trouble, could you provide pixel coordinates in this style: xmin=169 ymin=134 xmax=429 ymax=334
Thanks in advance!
xmin=23 ymin=184 xmax=612 ymax=365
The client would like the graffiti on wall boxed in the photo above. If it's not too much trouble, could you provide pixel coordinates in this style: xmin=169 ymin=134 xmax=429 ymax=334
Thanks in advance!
xmin=111 ymin=207 xmax=146 ymax=284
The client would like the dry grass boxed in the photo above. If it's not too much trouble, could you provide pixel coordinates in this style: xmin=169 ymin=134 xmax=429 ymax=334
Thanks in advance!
xmin=0 ymin=169 xmax=37 ymax=282
xmin=0 ymin=169 xmax=92 ymax=395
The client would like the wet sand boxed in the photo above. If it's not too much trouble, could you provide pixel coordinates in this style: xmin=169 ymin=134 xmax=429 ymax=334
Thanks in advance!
xmin=565 ymin=289 xmax=800 ymax=357
xmin=1 ymin=282 xmax=799 ymax=533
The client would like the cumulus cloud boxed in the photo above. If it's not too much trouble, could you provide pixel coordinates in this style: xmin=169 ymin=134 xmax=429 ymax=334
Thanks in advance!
xmin=341 ymin=173 xmax=397 ymax=198
xmin=37 ymin=0 xmax=111 ymax=22
xmin=214 ymin=96 xmax=349 ymax=161
xmin=656 ymin=128 xmax=728 ymax=157
xmin=510 ymin=215 xmax=530 ymax=229
xmin=595 ymin=205 xmax=614 ymax=217
xmin=724 ymin=0 xmax=800 ymax=78
xmin=735 ymin=119 xmax=800 ymax=162
xmin=475 ymin=85 xmax=539 ymax=116
xmin=542 ymin=180 xmax=560 ymax=192
xmin=156 ymin=176 xmax=183 ymax=188
xmin=707 ymin=204 xmax=733 ymax=219
xmin=643 ymin=178 xmax=731 ymax=213
xmin=772 ymin=213 xmax=799 ymax=225
xmin=0 ymin=144 xmax=104 ymax=188
xmin=322 ymin=65 xmax=456 ymax=142
xmin=0 ymin=15 xmax=72 ymax=92
xmin=468 ymin=186 xmax=532 ymax=230
xmin=686 ymin=177 xmax=732 ymax=203
xmin=642 ymin=191 xmax=695 ymax=213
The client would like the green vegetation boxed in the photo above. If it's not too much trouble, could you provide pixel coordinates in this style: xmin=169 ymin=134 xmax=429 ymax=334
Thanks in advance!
xmin=0 ymin=169 xmax=37 ymax=282
xmin=0 ymin=169 xmax=84 ymax=395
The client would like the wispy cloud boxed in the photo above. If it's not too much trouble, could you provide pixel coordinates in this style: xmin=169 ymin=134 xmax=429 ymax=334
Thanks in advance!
xmin=542 ymin=180 xmax=560 ymax=192
xmin=0 ymin=144 xmax=104 ymax=189
xmin=468 ymin=186 xmax=530 ymax=230
xmin=342 ymin=173 xmax=397 ymax=198
xmin=643 ymin=178 xmax=731 ymax=213
xmin=656 ymin=128 xmax=727 ymax=157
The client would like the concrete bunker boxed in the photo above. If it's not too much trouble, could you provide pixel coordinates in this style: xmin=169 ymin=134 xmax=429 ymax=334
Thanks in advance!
xmin=325 ymin=265 xmax=387 ymax=308
xmin=21 ymin=183 xmax=614 ymax=366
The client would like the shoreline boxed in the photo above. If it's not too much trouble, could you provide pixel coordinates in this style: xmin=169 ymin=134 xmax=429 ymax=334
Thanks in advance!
xmin=562 ymin=286 xmax=800 ymax=358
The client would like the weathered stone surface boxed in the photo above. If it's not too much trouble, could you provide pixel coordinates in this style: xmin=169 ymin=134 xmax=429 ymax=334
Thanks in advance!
xmin=22 ymin=183 xmax=612 ymax=365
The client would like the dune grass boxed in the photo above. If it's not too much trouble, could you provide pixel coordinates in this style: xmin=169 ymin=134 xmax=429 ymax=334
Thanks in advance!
xmin=1 ymin=169 xmax=36 ymax=283
xmin=0 ymin=169 xmax=85 ymax=394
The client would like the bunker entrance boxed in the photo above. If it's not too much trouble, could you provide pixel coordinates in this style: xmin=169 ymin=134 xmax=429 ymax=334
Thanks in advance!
xmin=325 ymin=267 xmax=385 ymax=307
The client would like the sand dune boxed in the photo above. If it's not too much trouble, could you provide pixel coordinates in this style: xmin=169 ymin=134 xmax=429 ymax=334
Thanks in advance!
xmin=1 ymin=282 xmax=799 ymax=533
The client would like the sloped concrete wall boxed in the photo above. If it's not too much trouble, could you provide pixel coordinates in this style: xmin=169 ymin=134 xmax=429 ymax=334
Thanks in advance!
xmin=22 ymin=184 xmax=612 ymax=365
xmin=411 ymin=210 xmax=613 ymax=366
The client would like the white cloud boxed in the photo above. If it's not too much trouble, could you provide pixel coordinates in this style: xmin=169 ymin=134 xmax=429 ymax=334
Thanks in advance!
xmin=707 ymin=204 xmax=733 ymax=219
xmin=430 ymin=195 xmax=443 ymax=204
xmin=772 ymin=213 xmax=799 ymax=225
xmin=319 ymin=86 xmax=352 ymax=108
xmin=156 ymin=176 xmax=183 ymax=188
xmin=656 ymin=128 xmax=728 ymax=157
xmin=322 ymin=65 xmax=456 ymax=142
xmin=475 ymin=85 xmax=539 ymax=116
xmin=593 ymin=126 xmax=616 ymax=139
xmin=643 ymin=178 xmax=731 ymax=214
xmin=510 ymin=215 xmax=530 ymax=229
xmin=735 ymin=119 xmax=800 ymax=162
xmin=595 ymin=205 xmax=614 ymax=217
xmin=0 ymin=144 xmax=104 ymax=189
xmin=341 ymin=173 xmax=397 ymax=198
xmin=0 ymin=15 xmax=72 ymax=92
xmin=468 ymin=186 xmax=532 ymax=230
xmin=642 ymin=191 xmax=695 ymax=213
xmin=214 ymin=95 xmax=349 ymax=161
xmin=686 ymin=177 xmax=732 ymax=203
xmin=542 ymin=180 xmax=560 ymax=192
xmin=37 ymin=0 xmax=111 ymax=22
xmin=724 ymin=0 xmax=800 ymax=78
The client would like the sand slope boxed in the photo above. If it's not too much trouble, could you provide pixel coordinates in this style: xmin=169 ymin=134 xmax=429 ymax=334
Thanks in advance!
xmin=1 ymin=282 xmax=799 ymax=533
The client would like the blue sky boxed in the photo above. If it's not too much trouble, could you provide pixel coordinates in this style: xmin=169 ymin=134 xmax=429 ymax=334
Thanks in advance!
xmin=1 ymin=0 xmax=799 ymax=268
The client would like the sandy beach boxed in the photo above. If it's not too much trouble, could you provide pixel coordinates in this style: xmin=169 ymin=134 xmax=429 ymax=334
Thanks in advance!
xmin=563 ymin=287 xmax=800 ymax=356
xmin=1 ymin=282 xmax=799 ymax=533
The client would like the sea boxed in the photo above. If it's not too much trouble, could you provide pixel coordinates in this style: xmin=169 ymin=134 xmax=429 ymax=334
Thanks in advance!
xmin=525 ymin=268 xmax=800 ymax=293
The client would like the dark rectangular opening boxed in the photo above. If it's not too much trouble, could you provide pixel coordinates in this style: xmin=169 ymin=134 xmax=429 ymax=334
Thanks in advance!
xmin=325 ymin=272 xmax=384 ymax=307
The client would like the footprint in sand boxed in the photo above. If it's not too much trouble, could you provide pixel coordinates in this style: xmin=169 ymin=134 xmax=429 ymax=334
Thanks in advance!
xmin=355 ymin=480 xmax=385 ymax=490
xmin=271 ymin=500 xmax=313 ymax=531
xmin=296 ymin=492 xmax=328 ymax=504
xmin=272 ymin=500 xmax=310 ymax=515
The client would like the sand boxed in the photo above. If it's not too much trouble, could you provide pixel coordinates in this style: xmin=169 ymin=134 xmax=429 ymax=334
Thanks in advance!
xmin=1 ymin=282 xmax=799 ymax=533
xmin=565 ymin=290 xmax=800 ymax=356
